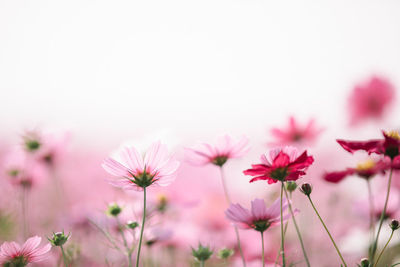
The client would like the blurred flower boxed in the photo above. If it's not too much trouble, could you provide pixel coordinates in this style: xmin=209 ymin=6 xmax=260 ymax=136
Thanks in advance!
xmin=348 ymin=76 xmax=395 ymax=125
xmin=354 ymin=189 xmax=400 ymax=221
xmin=337 ymin=130 xmax=400 ymax=161
xmin=102 ymin=141 xmax=180 ymax=190
xmin=185 ymin=135 xmax=249 ymax=166
xmin=217 ymin=248 xmax=234 ymax=259
xmin=270 ymin=116 xmax=323 ymax=145
xmin=0 ymin=236 xmax=51 ymax=266
xmin=225 ymin=198 xmax=291 ymax=232
xmin=244 ymin=146 xmax=314 ymax=184
xmin=22 ymin=131 xmax=42 ymax=153
xmin=324 ymin=158 xmax=388 ymax=183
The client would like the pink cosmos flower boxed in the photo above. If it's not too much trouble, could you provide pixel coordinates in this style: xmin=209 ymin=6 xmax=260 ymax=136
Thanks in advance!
xmin=0 ymin=236 xmax=51 ymax=266
xmin=348 ymin=76 xmax=395 ymax=125
xmin=243 ymin=146 xmax=314 ymax=184
xmin=324 ymin=158 xmax=388 ymax=183
xmin=102 ymin=141 xmax=180 ymax=190
xmin=225 ymin=198 xmax=291 ymax=232
xmin=185 ymin=135 xmax=250 ymax=166
xmin=337 ymin=130 xmax=400 ymax=164
xmin=270 ymin=116 xmax=323 ymax=145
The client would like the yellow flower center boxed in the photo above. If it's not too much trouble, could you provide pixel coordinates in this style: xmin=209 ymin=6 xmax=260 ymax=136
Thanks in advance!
xmin=386 ymin=130 xmax=400 ymax=140
xmin=356 ymin=159 xmax=375 ymax=171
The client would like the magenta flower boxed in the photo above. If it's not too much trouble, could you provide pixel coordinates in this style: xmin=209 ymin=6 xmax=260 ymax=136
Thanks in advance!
xmin=244 ymin=146 xmax=314 ymax=184
xmin=0 ymin=236 xmax=51 ymax=266
xmin=185 ymin=135 xmax=250 ymax=166
xmin=337 ymin=130 xmax=400 ymax=163
xmin=348 ymin=76 xmax=395 ymax=125
xmin=102 ymin=141 xmax=180 ymax=190
xmin=324 ymin=159 xmax=389 ymax=183
xmin=270 ymin=116 xmax=323 ymax=145
xmin=225 ymin=198 xmax=291 ymax=232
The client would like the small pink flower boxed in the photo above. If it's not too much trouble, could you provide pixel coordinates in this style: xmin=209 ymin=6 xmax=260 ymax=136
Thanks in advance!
xmin=243 ymin=146 xmax=314 ymax=184
xmin=102 ymin=141 xmax=180 ymax=190
xmin=0 ymin=236 xmax=51 ymax=266
xmin=225 ymin=198 xmax=291 ymax=232
xmin=270 ymin=116 xmax=323 ymax=145
xmin=348 ymin=76 xmax=395 ymax=125
xmin=185 ymin=135 xmax=250 ymax=166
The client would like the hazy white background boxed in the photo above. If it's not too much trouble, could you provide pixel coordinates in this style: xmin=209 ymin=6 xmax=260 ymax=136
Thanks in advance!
xmin=1 ymin=0 xmax=400 ymax=144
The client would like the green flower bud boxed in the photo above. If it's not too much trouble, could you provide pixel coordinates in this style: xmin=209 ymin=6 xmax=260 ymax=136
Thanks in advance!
xmin=107 ymin=203 xmax=122 ymax=217
xmin=286 ymin=181 xmax=298 ymax=193
xmin=217 ymin=248 xmax=234 ymax=259
xmin=192 ymin=243 xmax=213 ymax=262
xmin=390 ymin=219 xmax=400 ymax=231
xmin=48 ymin=231 xmax=70 ymax=247
xmin=359 ymin=258 xmax=370 ymax=267
xmin=300 ymin=183 xmax=312 ymax=196
xmin=127 ymin=221 xmax=139 ymax=229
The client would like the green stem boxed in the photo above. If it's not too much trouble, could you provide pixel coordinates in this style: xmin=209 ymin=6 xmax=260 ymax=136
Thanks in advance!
xmin=219 ymin=167 xmax=246 ymax=267
xmin=283 ymin=186 xmax=311 ymax=267
xmin=371 ymin=168 xmax=393 ymax=263
xmin=367 ymin=179 xmax=375 ymax=259
xmin=280 ymin=182 xmax=286 ymax=267
xmin=307 ymin=196 xmax=347 ymax=267
xmin=60 ymin=245 xmax=68 ymax=267
xmin=374 ymin=230 xmax=394 ymax=267
xmin=136 ymin=187 xmax=147 ymax=267
xmin=200 ymin=260 xmax=205 ymax=267
xmin=274 ymin=220 xmax=289 ymax=266
xmin=116 ymin=217 xmax=132 ymax=267
xmin=261 ymin=231 xmax=265 ymax=267
xmin=21 ymin=186 xmax=28 ymax=239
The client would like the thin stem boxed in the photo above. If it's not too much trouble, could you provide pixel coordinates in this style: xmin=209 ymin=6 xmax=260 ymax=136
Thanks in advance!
xmin=274 ymin=221 xmax=289 ymax=266
xmin=60 ymin=245 xmax=68 ymax=267
xmin=200 ymin=260 xmax=205 ymax=267
xmin=307 ymin=196 xmax=347 ymax=267
xmin=374 ymin=230 xmax=394 ymax=267
xmin=88 ymin=219 xmax=122 ymax=252
xmin=136 ymin=186 xmax=147 ymax=267
xmin=261 ymin=232 xmax=265 ymax=267
xmin=21 ymin=186 xmax=28 ymax=239
xmin=219 ymin=167 xmax=246 ymax=267
xmin=366 ymin=179 xmax=375 ymax=259
xmin=116 ymin=217 xmax=132 ymax=267
xmin=283 ymin=186 xmax=311 ymax=267
xmin=280 ymin=182 xmax=286 ymax=267
xmin=371 ymin=168 xmax=393 ymax=263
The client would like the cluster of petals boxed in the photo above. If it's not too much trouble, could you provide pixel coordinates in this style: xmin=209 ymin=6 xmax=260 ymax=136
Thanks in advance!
xmin=0 ymin=236 xmax=51 ymax=265
xmin=225 ymin=198 xmax=291 ymax=231
xmin=244 ymin=146 xmax=314 ymax=184
xmin=324 ymin=159 xmax=389 ymax=183
xmin=348 ymin=76 xmax=395 ymax=125
xmin=337 ymin=131 xmax=400 ymax=168
xmin=102 ymin=141 xmax=180 ymax=190
xmin=185 ymin=134 xmax=250 ymax=166
xmin=270 ymin=116 xmax=323 ymax=145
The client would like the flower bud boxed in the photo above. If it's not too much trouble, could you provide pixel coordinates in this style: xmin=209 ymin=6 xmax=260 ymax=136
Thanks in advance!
xmin=359 ymin=258 xmax=370 ymax=267
xmin=192 ymin=243 xmax=213 ymax=262
xmin=286 ymin=181 xmax=298 ymax=193
xmin=107 ymin=203 xmax=122 ymax=217
xmin=217 ymin=248 xmax=234 ymax=259
xmin=300 ymin=183 xmax=312 ymax=196
xmin=127 ymin=221 xmax=139 ymax=229
xmin=49 ymin=231 xmax=70 ymax=246
xmin=390 ymin=219 xmax=400 ymax=231
xmin=23 ymin=133 xmax=41 ymax=152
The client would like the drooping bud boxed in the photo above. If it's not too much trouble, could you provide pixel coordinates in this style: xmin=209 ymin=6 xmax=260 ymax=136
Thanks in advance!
xmin=286 ymin=181 xmax=298 ymax=193
xmin=48 ymin=231 xmax=70 ymax=247
xmin=359 ymin=258 xmax=370 ymax=267
xmin=127 ymin=221 xmax=139 ymax=229
xmin=107 ymin=203 xmax=122 ymax=217
xmin=217 ymin=248 xmax=234 ymax=259
xmin=192 ymin=243 xmax=213 ymax=262
xmin=390 ymin=219 xmax=400 ymax=231
xmin=300 ymin=183 xmax=312 ymax=196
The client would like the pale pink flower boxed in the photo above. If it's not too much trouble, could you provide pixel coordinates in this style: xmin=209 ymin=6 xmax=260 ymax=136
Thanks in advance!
xmin=102 ymin=141 xmax=180 ymax=190
xmin=270 ymin=116 xmax=323 ymax=145
xmin=0 ymin=236 xmax=51 ymax=266
xmin=225 ymin=198 xmax=291 ymax=232
xmin=348 ymin=76 xmax=395 ymax=125
xmin=185 ymin=135 xmax=250 ymax=166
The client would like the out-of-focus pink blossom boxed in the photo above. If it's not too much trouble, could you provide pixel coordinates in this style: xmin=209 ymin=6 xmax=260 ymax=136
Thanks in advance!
xmin=185 ymin=135 xmax=249 ymax=166
xmin=0 ymin=236 xmax=51 ymax=265
xmin=348 ymin=76 xmax=395 ymax=125
xmin=102 ymin=141 xmax=180 ymax=190
xmin=244 ymin=146 xmax=314 ymax=184
xmin=270 ymin=116 xmax=323 ymax=145
xmin=225 ymin=198 xmax=291 ymax=232
xmin=324 ymin=158 xmax=388 ymax=183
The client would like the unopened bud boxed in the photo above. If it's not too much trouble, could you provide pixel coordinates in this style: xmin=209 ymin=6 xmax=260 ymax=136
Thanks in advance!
xmin=192 ymin=243 xmax=213 ymax=262
xmin=359 ymin=258 xmax=370 ymax=267
xmin=127 ymin=221 xmax=139 ymax=229
xmin=217 ymin=248 xmax=234 ymax=259
xmin=300 ymin=183 xmax=312 ymax=196
xmin=107 ymin=203 xmax=122 ymax=217
xmin=286 ymin=181 xmax=298 ymax=193
xmin=48 ymin=231 xmax=70 ymax=246
xmin=390 ymin=219 xmax=400 ymax=231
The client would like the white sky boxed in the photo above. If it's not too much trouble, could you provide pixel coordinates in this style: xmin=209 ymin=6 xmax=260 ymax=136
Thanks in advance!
xmin=1 ymin=0 xmax=399 ymax=144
